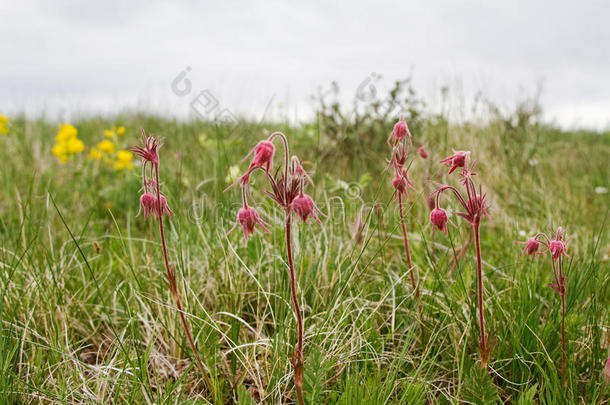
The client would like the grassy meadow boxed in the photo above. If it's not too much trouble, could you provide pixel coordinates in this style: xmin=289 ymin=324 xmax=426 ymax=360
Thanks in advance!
xmin=0 ymin=95 xmax=609 ymax=404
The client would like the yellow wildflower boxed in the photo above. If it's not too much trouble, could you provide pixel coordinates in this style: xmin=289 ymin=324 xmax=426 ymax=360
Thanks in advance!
xmin=116 ymin=126 xmax=125 ymax=135
xmin=56 ymin=124 xmax=77 ymax=143
xmin=113 ymin=149 xmax=134 ymax=170
xmin=97 ymin=140 xmax=115 ymax=154
xmin=52 ymin=143 xmax=70 ymax=163
xmin=67 ymin=137 xmax=85 ymax=154
xmin=0 ymin=114 xmax=9 ymax=135
xmin=89 ymin=147 xmax=102 ymax=160
xmin=104 ymin=129 xmax=114 ymax=138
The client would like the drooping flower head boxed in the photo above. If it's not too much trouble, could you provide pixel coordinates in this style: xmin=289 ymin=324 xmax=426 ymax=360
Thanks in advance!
xmin=131 ymin=129 xmax=161 ymax=165
xmin=136 ymin=193 xmax=156 ymax=220
xmin=388 ymin=117 xmax=412 ymax=146
xmin=136 ymin=192 xmax=173 ymax=220
xmin=430 ymin=207 xmax=448 ymax=236
xmin=291 ymin=156 xmax=314 ymax=186
xmin=441 ymin=150 xmax=470 ymax=174
xmin=226 ymin=205 xmax=270 ymax=242
xmin=418 ymin=145 xmax=428 ymax=159
xmin=292 ymin=193 xmax=324 ymax=224
xmin=605 ymin=355 xmax=610 ymax=384
xmin=392 ymin=169 xmax=416 ymax=199
xmin=156 ymin=195 xmax=174 ymax=218
xmin=517 ymin=237 xmax=541 ymax=258
xmin=241 ymin=140 xmax=275 ymax=173
xmin=546 ymin=228 xmax=569 ymax=260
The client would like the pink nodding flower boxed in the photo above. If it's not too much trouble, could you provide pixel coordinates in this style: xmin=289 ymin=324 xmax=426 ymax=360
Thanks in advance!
xmin=430 ymin=207 xmax=448 ymax=236
xmin=547 ymin=239 xmax=569 ymax=260
xmin=292 ymin=193 xmax=325 ymax=224
xmin=392 ymin=169 xmax=416 ymax=198
xmin=540 ymin=227 xmax=570 ymax=260
xmin=137 ymin=193 xmax=173 ymax=219
xmin=241 ymin=140 xmax=275 ymax=173
xmin=517 ymin=237 xmax=541 ymax=258
xmin=441 ymin=150 xmax=470 ymax=174
xmin=131 ymin=129 xmax=161 ymax=165
xmin=226 ymin=206 xmax=270 ymax=242
xmin=418 ymin=145 xmax=428 ymax=159
xmin=388 ymin=117 xmax=412 ymax=146
xmin=291 ymin=156 xmax=314 ymax=186
xmin=156 ymin=195 xmax=174 ymax=218
xmin=604 ymin=355 xmax=610 ymax=384
xmin=137 ymin=193 xmax=156 ymax=220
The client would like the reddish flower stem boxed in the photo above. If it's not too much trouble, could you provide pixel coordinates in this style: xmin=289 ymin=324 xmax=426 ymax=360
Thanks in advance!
xmin=398 ymin=193 xmax=421 ymax=314
xmin=154 ymin=164 xmax=214 ymax=394
xmin=285 ymin=214 xmax=305 ymax=405
xmin=559 ymin=256 xmax=566 ymax=375
xmin=474 ymin=222 xmax=488 ymax=367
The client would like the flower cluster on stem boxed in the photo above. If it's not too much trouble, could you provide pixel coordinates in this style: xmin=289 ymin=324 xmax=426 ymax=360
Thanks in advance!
xmin=131 ymin=129 xmax=214 ymax=395
xmin=388 ymin=118 xmax=422 ymax=313
xmin=517 ymin=227 xmax=570 ymax=376
xmin=430 ymin=151 xmax=492 ymax=367
xmin=225 ymin=132 xmax=324 ymax=405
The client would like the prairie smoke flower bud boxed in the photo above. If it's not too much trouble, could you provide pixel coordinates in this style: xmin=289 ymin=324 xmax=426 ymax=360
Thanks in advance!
xmin=392 ymin=170 xmax=415 ymax=198
xmin=605 ymin=356 xmax=610 ymax=384
xmin=518 ymin=237 xmax=541 ymax=258
xmin=388 ymin=118 xmax=412 ymax=146
xmin=137 ymin=193 xmax=156 ymax=220
xmin=548 ymin=239 xmax=568 ymax=260
xmin=241 ymin=140 xmax=275 ymax=173
xmin=418 ymin=145 xmax=428 ymax=159
xmin=227 ymin=206 xmax=270 ymax=242
xmin=441 ymin=150 xmax=470 ymax=174
xmin=156 ymin=195 xmax=174 ymax=218
xmin=292 ymin=193 xmax=323 ymax=224
xmin=291 ymin=156 xmax=314 ymax=186
xmin=430 ymin=207 xmax=448 ymax=236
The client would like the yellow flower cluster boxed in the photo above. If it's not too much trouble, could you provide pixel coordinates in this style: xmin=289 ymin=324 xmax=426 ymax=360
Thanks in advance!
xmin=52 ymin=124 xmax=85 ymax=163
xmin=89 ymin=126 xmax=134 ymax=170
xmin=0 ymin=114 xmax=9 ymax=135
xmin=105 ymin=125 xmax=125 ymax=138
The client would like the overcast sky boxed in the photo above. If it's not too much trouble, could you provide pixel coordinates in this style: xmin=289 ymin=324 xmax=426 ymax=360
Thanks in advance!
xmin=1 ymin=0 xmax=609 ymax=129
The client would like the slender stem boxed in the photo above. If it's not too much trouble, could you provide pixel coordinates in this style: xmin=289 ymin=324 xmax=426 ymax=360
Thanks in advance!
xmin=474 ymin=222 xmax=487 ymax=366
xmin=285 ymin=214 xmax=305 ymax=405
xmin=154 ymin=164 xmax=214 ymax=394
xmin=561 ymin=292 xmax=566 ymax=374
xmin=559 ymin=256 xmax=566 ymax=376
xmin=398 ymin=193 xmax=420 ymax=306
